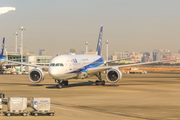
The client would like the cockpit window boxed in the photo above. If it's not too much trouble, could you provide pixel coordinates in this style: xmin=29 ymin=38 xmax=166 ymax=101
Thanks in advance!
xmin=50 ymin=63 xmax=64 ymax=67
xmin=56 ymin=63 xmax=60 ymax=66
xmin=50 ymin=63 xmax=55 ymax=66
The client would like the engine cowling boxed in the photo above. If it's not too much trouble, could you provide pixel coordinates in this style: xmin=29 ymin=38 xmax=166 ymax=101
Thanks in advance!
xmin=28 ymin=68 xmax=45 ymax=83
xmin=106 ymin=68 xmax=122 ymax=83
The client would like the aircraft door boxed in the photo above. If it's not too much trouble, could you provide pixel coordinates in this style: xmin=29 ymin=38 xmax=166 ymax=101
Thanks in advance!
xmin=69 ymin=62 xmax=73 ymax=71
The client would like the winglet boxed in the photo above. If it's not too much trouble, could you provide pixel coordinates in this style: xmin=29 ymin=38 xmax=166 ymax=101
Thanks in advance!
xmin=0 ymin=37 xmax=5 ymax=59
xmin=96 ymin=25 xmax=103 ymax=56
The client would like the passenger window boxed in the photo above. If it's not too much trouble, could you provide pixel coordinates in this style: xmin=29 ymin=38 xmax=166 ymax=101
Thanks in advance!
xmin=56 ymin=63 xmax=59 ymax=66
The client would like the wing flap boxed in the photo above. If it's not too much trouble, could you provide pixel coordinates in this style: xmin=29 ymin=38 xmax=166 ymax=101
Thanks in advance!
xmin=86 ymin=66 xmax=112 ymax=74
xmin=116 ymin=59 xmax=177 ymax=68
xmin=86 ymin=59 xmax=178 ymax=74
xmin=104 ymin=58 xmax=130 ymax=64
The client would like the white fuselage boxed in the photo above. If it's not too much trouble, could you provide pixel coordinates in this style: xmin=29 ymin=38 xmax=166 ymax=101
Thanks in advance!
xmin=48 ymin=54 xmax=104 ymax=80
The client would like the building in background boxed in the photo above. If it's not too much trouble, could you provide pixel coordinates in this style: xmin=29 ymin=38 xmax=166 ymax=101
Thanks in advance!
xmin=130 ymin=52 xmax=143 ymax=63
xmin=70 ymin=48 xmax=75 ymax=53
xmin=87 ymin=49 xmax=96 ymax=55
xmin=3 ymin=52 xmax=25 ymax=62
xmin=111 ymin=51 xmax=144 ymax=63
xmin=153 ymin=49 xmax=172 ymax=62
xmin=111 ymin=51 xmax=130 ymax=60
xmin=26 ymin=52 xmax=34 ymax=56
xmin=153 ymin=50 xmax=163 ymax=61
xmin=26 ymin=55 xmax=52 ymax=71
xmin=39 ymin=49 xmax=45 ymax=56
xmin=2 ymin=50 xmax=52 ymax=72
xmin=141 ymin=52 xmax=152 ymax=62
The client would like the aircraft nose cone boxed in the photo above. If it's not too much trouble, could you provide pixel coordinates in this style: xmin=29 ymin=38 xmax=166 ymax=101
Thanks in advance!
xmin=49 ymin=67 xmax=59 ymax=77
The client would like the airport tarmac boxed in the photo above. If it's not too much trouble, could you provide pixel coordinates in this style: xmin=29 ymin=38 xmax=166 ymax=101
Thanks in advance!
xmin=0 ymin=73 xmax=180 ymax=120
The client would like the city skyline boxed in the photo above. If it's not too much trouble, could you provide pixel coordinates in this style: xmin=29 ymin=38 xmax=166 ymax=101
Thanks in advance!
xmin=5 ymin=45 xmax=180 ymax=60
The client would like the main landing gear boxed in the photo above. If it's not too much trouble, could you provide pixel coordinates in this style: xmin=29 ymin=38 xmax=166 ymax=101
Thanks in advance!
xmin=95 ymin=72 xmax=105 ymax=86
xmin=55 ymin=80 xmax=68 ymax=89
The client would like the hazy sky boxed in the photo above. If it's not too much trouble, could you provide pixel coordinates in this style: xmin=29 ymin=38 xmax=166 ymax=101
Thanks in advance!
xmin=1 ymin=0 xmax=180 ymax=57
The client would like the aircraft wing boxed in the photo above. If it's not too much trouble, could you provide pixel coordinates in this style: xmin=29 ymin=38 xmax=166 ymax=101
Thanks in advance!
xmin=104 ymin=58 xmax=130 ymax=64
xmin=0 ymin=60 xmax=6 ymax=66
xmin=5 ymin=60 xmax=49 ymax=69
xmin=86 ymin=59 xmax=177 ymax=74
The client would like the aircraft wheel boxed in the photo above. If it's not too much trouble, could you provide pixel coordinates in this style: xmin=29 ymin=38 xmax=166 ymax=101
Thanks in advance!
xmin=50 ymin=113 xmax=54 ymax=116
xmin=64 ymin=81 xmax=68 ymax=86
xmin=7 ymin=113 xmax=11 ymax=117
xmin=101 ymin=80 xmax=105 ymax=86
xmin=23 ymin=113 xmax=27 ymax=116
xmin=95 ymin=80 xmax=100 ymax=85
xmin=57 ymin=84 xmax=62 ymax=89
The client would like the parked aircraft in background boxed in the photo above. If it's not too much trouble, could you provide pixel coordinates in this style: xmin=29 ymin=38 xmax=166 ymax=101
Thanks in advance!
xmin=0 ymin=7 xmax=16 ymax=15
xmin=0 ymin=38 xmax=5 ymax=65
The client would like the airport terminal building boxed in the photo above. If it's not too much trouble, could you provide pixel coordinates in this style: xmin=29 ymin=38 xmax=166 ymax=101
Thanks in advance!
xmin=2 ymin=52 xmax=52 ymax=72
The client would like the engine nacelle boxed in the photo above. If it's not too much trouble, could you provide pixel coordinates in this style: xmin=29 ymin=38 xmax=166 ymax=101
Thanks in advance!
xmin=28 ymin=68 xmax=45 ymax=83
xmin=106 ymin=68 xmax=122 ymax=83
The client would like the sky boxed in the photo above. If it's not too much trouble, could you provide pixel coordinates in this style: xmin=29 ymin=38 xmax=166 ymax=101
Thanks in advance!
xmin=0 ymin=0 xmax=180 ymax=57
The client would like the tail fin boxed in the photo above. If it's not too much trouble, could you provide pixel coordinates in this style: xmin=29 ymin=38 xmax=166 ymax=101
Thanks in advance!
xmin=96 ymin=25 xmax=103 ymax=56
xmin=0 ymin=37 xmax=5 ymax=59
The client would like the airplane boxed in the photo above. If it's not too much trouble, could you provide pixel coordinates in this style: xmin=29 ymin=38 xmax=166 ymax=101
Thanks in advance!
xmin=0 ymin=38 xmax=5 ymax=65
xmin=0 ymin=7 xmax=16 ymax=15
xmin=0 ymin=26 xmax=178 ymax=89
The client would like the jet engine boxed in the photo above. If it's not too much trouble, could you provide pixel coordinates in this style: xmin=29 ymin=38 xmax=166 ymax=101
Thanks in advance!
xmin=28 ymin=68 xmax=45 ymax=83
xmin=106 ymin=68 xmax=122 ymax=83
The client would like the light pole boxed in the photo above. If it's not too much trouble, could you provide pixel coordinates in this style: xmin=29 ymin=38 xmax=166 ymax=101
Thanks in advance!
xmin=106 ymin=40 xmax=109 ymax=66
xmin=19 ymin=26 xmax=25 ymax=72
xmin=13 ymin=32 xmax=18 ymax=53
xmin=85 ymin=41 xmax=88 ymax=54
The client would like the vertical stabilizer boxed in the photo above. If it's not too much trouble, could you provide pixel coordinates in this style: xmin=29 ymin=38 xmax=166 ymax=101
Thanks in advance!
xmin=96 ymin=25 xmax=103 ymax=56
xmin=0 ymin=37 xmax=5 ymax=59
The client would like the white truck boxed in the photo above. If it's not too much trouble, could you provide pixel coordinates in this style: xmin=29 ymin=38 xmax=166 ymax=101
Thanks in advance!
xmin=0 ymin=90 xmax=5 ymax=110
xmin=126 ymin=68 xmax=147 ymax=74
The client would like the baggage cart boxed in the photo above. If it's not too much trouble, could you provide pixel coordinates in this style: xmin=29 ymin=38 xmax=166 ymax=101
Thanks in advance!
xmin=30 ymin=97 xmax=55 ymax=116
xmin=3 ymin=97 xmax=28 ymax=116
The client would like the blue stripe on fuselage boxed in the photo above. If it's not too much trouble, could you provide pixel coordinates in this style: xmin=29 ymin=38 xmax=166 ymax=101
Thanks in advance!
xmin=67 ymin=57 xmax=104 ymax=74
